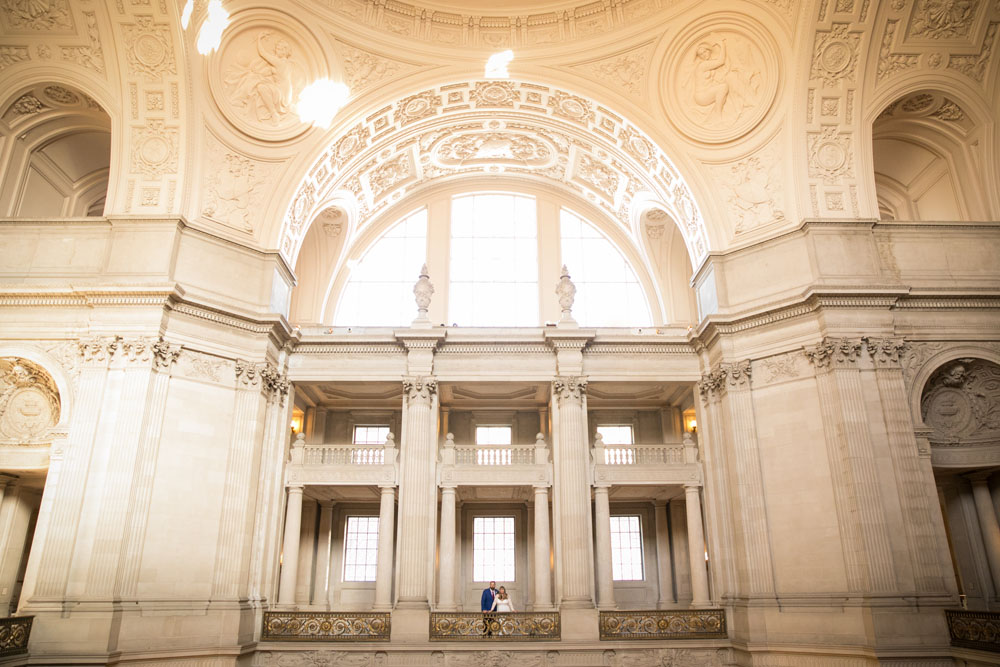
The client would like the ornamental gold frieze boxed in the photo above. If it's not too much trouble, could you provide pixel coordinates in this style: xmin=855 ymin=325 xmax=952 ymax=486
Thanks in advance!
xmin=430 ymin=612 xmax=560 ymax=641
xmin=946 ymin=609 xmax=1000 ymax=653
xmin=0 ymin=615 xmax=32 ymax=656
xmin=598 ymin=609 xmax=726 ymax=641
xmin=261 ymin=611 xmax=390 ymax=641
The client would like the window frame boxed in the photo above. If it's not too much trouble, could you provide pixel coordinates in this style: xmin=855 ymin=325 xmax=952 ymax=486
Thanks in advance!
xmin=471 ymin=515 xmax=517 ymax=583
xmin=342 ymin=514 xmax=381 ymax=583
xmin=609 ymin=514 xmax=645 ymax=582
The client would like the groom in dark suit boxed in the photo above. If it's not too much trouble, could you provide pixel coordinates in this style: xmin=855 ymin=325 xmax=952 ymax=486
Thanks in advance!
xmin=481 ymin=581 xmax=497 ymax=635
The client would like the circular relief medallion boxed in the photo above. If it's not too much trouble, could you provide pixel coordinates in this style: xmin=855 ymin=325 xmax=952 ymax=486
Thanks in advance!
xmin=140 ymin=135 xmax=170 ymax=165
xmin=663 ymin=22 xmax=779 ymax=144
xmin=404 ymin=97 xmax=429 ymax=116
xmin=43 ymin=85 xmax=80 ymax=106
xmin=135 ymin=33 xmax=167 ymax=68
xmin=815 ymin=141 xmax=846 ymax=170
xmin=926 ymin=387 xmax=972 ymax=434
xmin=208 ymin=11 xmax=324 ymax=142
xmin=820 ymin=41 xmax=851 ymax=74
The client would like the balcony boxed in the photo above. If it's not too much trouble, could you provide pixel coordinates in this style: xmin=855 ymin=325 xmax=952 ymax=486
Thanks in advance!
xmin=262 ymin=611 xmax=391 ymax=641
xmin=429 ymin=611 xmax=560 ymax=641
xmin=946 ymin=609 xmax=1000 ymax=653
xmin=438 ymin=433 xmax=553 ymax=487
xmin=592 ymin=433 xmax=702 ymax=486
xmin=0 ymin=616 xmax=32 ymax=657
xmin=598 ymin=609 xmax=726 ymax=640
xmin=285 ymin=433 xmax=398 ymax=487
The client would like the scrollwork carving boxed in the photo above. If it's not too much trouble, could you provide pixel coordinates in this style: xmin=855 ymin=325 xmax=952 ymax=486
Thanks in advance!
xmin=922 ymin=358 xmax=1000 ymax=445
xmin=121 ymin=15 xmax=176 ymax=82
xmin=1 ymin=0 xmax=72 ymax=32
xmin=552 ymin=376 xmax=587 ymax=402
xmin=803 ymin=337 xmax=863 ymax=370
xmin=864 ymin=337 xmax=907 ymax=369
xmin=0 ymin=358 xmax=61 ymax=443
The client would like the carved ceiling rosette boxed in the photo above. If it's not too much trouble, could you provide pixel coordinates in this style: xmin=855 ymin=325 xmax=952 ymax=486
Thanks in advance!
xmin=661 ymin=18 xmax=779 ymax=144
xmin=428 ymin=120 xmax=558 ymax=170
xmin=208 ymin=9 xmax=326 ymax=142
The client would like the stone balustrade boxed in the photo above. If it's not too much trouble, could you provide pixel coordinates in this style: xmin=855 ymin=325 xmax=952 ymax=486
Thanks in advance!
xmin=261 ymin=611 xmax=391 ymax=641
xmin=454 ymin=444 xmax=537 ymax=466
xmin=0 ymin=616 xmax=32 ymax=656
xmin=600 ymin=443 xmax=686 ymax=465
xmin=301 ymin=443 xmax=386 ymax=466
xmin=946 ymin=609 xmax=1000 ymax=653
xmin=429 ymin=612 xmax=561 ymax=641
xmin=598 ymin=610 xmax=726 ymax=640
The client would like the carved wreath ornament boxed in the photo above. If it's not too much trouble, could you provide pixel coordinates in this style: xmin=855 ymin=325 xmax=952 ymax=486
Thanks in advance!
xmin=0 ymin=358 xmax=60 ymax=444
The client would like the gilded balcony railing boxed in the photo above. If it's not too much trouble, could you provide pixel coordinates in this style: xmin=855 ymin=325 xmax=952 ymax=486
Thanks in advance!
xmin=946 ymin=609 xmax=1000 ymax=652
xmin=598 ymin=610 xmax=726 ymax=640
xmin=0 ymin=616 xmax=32 ymax=656
xmin=429 ymin=612 xmax=560 ymax=641
xmin=261 ymin=611 xmax=390 ymax=641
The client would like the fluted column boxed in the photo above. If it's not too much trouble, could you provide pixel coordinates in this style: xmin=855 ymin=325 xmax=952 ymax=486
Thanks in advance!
xmin=685 ymin=483 xmax=711 ymax=608
xmin=278 ymin=484 xmax=304 ymax=605
xmin=374 ymin=485 xmax=396 ymax=610
xmin=593 ymin=484 xmax=615 ymax=609
xmin=437 ymin=485 xmax=457 ymax=610
xmin=533 ymin=484 xmax=552 ymax=610
xmin=552 ymin=376 xmax=593 ymax=607
xmin=654 ymin=501 xmax=673 ymax=607
xmin=313 ymin=501 xmax=334 ymax=607
xmin=396 ymin=376 xmax=437 ymax=608
xmin=970 ymin=475 xmax=1000 ymax=596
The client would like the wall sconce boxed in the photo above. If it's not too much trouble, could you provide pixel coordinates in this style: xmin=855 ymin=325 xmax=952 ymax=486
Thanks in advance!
xmin=685 ymin=416 xmax=697 ymax=434
xmin=290 ymin=416 xmax=302 ymax=434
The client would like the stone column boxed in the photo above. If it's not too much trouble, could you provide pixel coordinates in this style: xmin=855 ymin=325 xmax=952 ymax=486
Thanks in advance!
xmin=552 ymin=376 xmax=593 ymax=607
xmin=437 ymin=485 xmax=457 ymax=610
xmin=374 ymin=485 xmax=396 ymax=610
xmin=533 ymin=484 xmax=552 ymax=610
xmin=396 ymin=376 xmax=437 ymax=608
xmin=278 ymin=484 xmax=304 ymax=606
xmin=654 ymin=501 xmax=673 ymax=607
xmin=970 ymin=475 xmax=1000 ymax=596
xmin=593 ymin=483 xmax=615 ymax=609
xmin=313 ymin=501 xmax=334 ymax=607
xmin=685 ymin=483 xmax=711 ymax=608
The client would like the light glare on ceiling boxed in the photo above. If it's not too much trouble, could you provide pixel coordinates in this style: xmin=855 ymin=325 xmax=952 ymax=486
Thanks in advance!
xmin=196 ymin=0 xmax=229 ymax=55
xmin=297 ymin=79 xmax=351 ymax=129
xmin=485 ymin=50 xmax=514 ymax=78
xmin=180 ymin=0 xmax=193 ymax=29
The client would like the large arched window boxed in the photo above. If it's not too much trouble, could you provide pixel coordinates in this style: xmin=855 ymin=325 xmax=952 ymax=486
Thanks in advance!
xmin=449 ymin=193 xmax=538 ymax=326
xmin=333 ymin=208 xmax=427 ymax=326
xmin=560 ymin=208 xmax=651 ymax=327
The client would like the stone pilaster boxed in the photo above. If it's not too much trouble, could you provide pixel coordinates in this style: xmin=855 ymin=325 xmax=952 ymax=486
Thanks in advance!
xmin=374 ymin=485 xmax=396 ymax=611
xmin=865 ymin=337 xmax=953 ymax=594
xmin=396 ymin=376 xmax=437 ymax=608
xmin=805 ymin=338 xmax=895 ymax=593
xmin=277 ymin=485 xmax=304 ymax=606
xmin=437 ymin=485 xmax=457 ymax=610
xmin=210 ymin=360 xmax=288 ymax=602
xmin=593 ymin=483 xmax=615 ymax=610
xmin=685 ymin=484 xmax=711 ymax=608
xmin=532 ymin=484 xmax=552 ymax=610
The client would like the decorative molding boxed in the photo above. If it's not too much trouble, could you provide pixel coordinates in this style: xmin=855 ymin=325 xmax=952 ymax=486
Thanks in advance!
xmin=708 ymin=138 xmax=785 ymax=235
xmin=201 ymin=133 xmax=280 ymax=233
xmin=261 ymin=611 xmax=390 ymax=641
xmin=121 ymin=15 xmax=176 ymax=82
xmin=429 ymin=612 xmax=560 ymax=641
xmin=922 ymin=357 xmax=1000 ymax=446
xmin=863 ymin=336 xmax=906 ymax=369
xmin=803 ymin=337 xmax=863 ymax=369
xmin=0 ymin=359 xmax=60 ymax=444
xmin=598 ymin=609 xmax=726 ymax=640
xmin=552 ymin=376 xmax=587 ymax=402
xmin=403 ymin=375 xmax=437 ymax=402
xmin=60 ymin=11 xmax=104 ymax=74
xmin=130 ymin=119 xmax=179 ymax=178
xmin=810 ymin=23 xmax=861 ymax=86
xmin=0 ymin=615 xmax=31 ymax=657
xmin=0 ymin=0 xmax=72 ymax=32
xmin=947 ymin=609 xmax=1000 ymax=653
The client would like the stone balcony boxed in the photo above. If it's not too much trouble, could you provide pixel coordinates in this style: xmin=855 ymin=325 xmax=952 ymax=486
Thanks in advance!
xmin=438 ymin=433 xmax=553 ymax=487
xmin=592 ymin=433 xmax=702 ymax=486
xmin=285 ymin=433 xmax=399 ymax=487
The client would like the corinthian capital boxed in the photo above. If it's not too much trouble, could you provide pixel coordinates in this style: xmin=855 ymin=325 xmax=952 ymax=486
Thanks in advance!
xmin=721 ymin=360 xmax=752 ymax=390
xmin=552 ymin=375 xmax=587 ymax=402
xmin=78 ymin=336 xmax=120 ymax=367
xmin=804 ymin=337 xmax=862 ymax=370
xmin=863 ymin=336 xmax=906 ymax=368
xmin=403 ymin=376 xmax=437 ymax=402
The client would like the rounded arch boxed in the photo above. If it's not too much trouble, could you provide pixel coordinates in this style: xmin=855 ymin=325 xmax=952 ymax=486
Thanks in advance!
xmin=291 ymin=175 xmax=689 ymax=327
xmin=0 ymin=79 xmax=118 ymax=218
xmin=0 ymin=345 xmax=74 ymax=434
xmin=272 ymin=78 xmax=717 ymax=273
xmin=907 ymin=344 xmax=1000 ymax=432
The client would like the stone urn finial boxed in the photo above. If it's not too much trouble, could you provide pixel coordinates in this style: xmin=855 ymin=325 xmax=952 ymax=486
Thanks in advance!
xmin=555 ymin=265 xmax=577 ymax=328
xmin=413 ymin=263 xmax=434 ymax=328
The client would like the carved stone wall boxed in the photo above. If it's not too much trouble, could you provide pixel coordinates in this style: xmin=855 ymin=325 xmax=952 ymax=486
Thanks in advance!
xmin=922 ymin=358 xmax=1000 ymax=446
xmin=0 ymin=358 xmax=60 ymax=444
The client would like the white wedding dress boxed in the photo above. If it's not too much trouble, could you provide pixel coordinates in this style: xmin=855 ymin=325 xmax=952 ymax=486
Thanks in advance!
xmin=490 ymin=597 xmax=515 ymax=612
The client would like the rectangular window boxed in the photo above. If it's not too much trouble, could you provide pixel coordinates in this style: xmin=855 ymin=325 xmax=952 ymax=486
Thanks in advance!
xmin=475 ymin=425 xmax=512 ymax=445
xmin=343 ymin=516 xmax=379 ymax=582
xmin=610 ymin=515 xmax=644 ymax=581
xmin=597 ymin=425 xmax=634 ymax=445
xmin=353 ymin=425 xmax=390 ymax=445
xmin=473 ymin=516 xmax=515 ymax=582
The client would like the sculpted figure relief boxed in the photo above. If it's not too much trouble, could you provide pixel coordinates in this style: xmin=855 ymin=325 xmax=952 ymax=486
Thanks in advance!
xmin=684 ymin=34 xmax=762 ymax=128
xmin=224 ymin=31 xmax=303 ymax=126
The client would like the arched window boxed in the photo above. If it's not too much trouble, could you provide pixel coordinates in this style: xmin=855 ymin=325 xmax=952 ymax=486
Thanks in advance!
xmin=560 ymin=208 xmax=651 ymax=327
xmin=333 ymin=208 xmax=427 ymax=326
xmin=448 ymin=193 xmax=538 ymax=326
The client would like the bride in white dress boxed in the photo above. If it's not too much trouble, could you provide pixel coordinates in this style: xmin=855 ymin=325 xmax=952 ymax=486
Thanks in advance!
xmin=490 ymin=586 xmax=515 ymax=613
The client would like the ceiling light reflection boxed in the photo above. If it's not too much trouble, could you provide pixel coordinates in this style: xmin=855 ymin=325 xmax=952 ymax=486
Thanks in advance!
xmin=485 ymin=50 xmax=514 ymax=79
xmin=297 ymin=79 xmax=351 ymax=129
xmin=196 ymin=0 xmax=229 ymax=55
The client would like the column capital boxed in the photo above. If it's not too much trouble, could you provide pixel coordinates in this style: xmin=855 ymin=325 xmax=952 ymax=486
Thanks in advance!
xmin=286 ymin=483 xmax=305 ymax=492
xmin=440 ymin=483 xmax=458 ymax=493
xmin=402 ymin=375 xmax=437 ymax=402
xmin=966 ymin=471 xmax=995 ymax=484
xmin=552 ymin=375 xmax=587 ymax=402
xmin=683 ymin=481 xmax=702 ymax=491
xmin=863 ymin=336 xmax=907 ymax=369
xmin=804 ymin=337 xmax=863 ymax=370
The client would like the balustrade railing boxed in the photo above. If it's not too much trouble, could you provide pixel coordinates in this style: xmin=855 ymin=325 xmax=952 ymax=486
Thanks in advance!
xmin=598 ymin=609 xmax=726 ymax=640
xmin=946 ymin=609 xmax=1000 ymax=652
xmin=430 ymin=611 xmax=560 ymax=641
xmin=454 ymin=444 xmax=536 ymax=466
xmin=301 ymin=444 xmax=385 ymax=466
xmin=262 ymin=611 xmax=391 ymax=641
xmin=0 ymin=615 xmax=32 ymax=656
xmin=601 ymin=443 xmax=685 ymax=465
